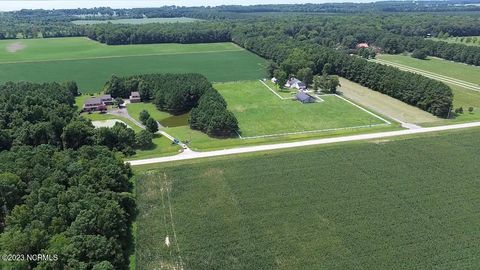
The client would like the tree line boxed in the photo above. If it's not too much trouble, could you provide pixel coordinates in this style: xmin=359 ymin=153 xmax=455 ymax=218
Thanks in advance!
xmin=231 ymin=23 xmax=453 ymax=117
xmin=0 ymin=81 xmax=136 ymax=269
xmin=104 ymin=73 xmax=239 ymax=137
xmin=85 ymin=22 xmax=231 ymax=45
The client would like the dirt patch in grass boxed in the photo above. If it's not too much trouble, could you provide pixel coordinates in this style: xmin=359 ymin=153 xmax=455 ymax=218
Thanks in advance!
xmin=6 ymin=42 xmax=26 ymax=53
xmin=202 ymin=168 xmax=224 ymax=178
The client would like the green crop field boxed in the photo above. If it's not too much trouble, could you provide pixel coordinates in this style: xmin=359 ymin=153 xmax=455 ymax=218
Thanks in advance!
xmin=0 ymin=38 xmax=267 ymax=92
xmin=71 ymin=17 xmax=203 ymax=25
xmin=376 ymin=54 xmax=480 ymax=122
xmin=135 ymin=127 xmax=480 ymax=269
xmin=216 ymin=80 xmax=389 ymax=137
xmin=377 ymin=54 xmax=480 ymax=85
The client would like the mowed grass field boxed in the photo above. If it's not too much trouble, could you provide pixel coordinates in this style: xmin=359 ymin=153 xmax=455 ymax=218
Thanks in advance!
xmin=0 ymin=38 xmax=267 ymax=92
xmin=376 ymin=54 xmax=480 ymax=122
xmin=429 ymin=36 xmax=480 ymax=47
xmin=124 ymin=80 xmax=396 ymax=152
xmin=216 ymin=80 xmax=388 ymax=137
xmin=135 ymin=127 xmax=480 ymax=269
xmin=338 ymin=78 xmax=440 ymax=124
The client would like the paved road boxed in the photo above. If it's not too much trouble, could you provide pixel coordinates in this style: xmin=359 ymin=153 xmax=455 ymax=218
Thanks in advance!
xmin=127 ymin=121 xmax=480 ymax=166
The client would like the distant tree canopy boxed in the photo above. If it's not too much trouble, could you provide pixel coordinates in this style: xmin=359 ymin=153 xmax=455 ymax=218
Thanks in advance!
xmin=86 ymin=22 xmax=231 ymax=45
xmin=232 ymin=23 xmax=454 ymax=117
xmin=104 ymin=73 xmax=239 ymax=137
xmin=0 ymin=81 xmax=135 ymax=269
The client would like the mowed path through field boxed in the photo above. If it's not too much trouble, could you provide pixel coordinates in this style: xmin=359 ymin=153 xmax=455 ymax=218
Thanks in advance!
xmin=0 ymin=38 xmax=267 ymax=92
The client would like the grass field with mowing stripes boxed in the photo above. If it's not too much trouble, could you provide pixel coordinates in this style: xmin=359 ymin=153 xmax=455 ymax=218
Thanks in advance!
xmin=125 ymin=80 xmax=398 ymax=151
xmin=135 ymin=127 xmax=480 ymax=269
xmin=216 ymin=80 xmax=389 ymax=138
xmin=0 ymin=38 xmax=267 ymax=92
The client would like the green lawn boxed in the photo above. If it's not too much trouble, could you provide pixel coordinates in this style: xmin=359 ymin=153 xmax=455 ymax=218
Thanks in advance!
xmin=126 ymin=103 xmax=171 ymax=123
xmin=216 ymin=80 xmax=388 ymax=137
xmin=135 ymin=127 xmax=480 ymax=269
xmin=0 ymin=38 xmax=267 ymax=92
xmin=131 ymin=134 xmax=182 ymax=160
xmin=71 ymin=17 xmax=203 ymax=25
xmin=125 ymin=81 xmax=397 ymax=151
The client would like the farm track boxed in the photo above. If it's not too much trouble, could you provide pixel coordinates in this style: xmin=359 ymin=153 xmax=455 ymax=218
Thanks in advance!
xmin=374 ymin=59 xmax=480 ymax=92
xmin=127 ymin=121 xmax=480 ymax=165
xmin=0 ymin=49 xmax=244 ymax=65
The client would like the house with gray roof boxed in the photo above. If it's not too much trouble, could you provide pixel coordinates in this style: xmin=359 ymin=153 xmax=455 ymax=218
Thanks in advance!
xmin=296 ymin=92 xmax=316 ymax=103
xmin=286 ymin=77 xmax=307 ymax=90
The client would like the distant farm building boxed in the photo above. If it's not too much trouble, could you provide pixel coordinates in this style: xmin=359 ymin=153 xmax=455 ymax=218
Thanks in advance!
xmin=286 ymin=78 xmax=307 ymax=90
xmin=130 ymin=92 xmax=141 ymax=103
xmin=100 ymin=94 xmax=114 ymax=105
xmin=296 ymin=92 xmax=316 ymax=103
xmin=271 ymin=77 xmax=278 ymax=83
xmin=356 ymin=43 xmax=370 ymax=49
xmin=83 ymin=97 xmax=107 ymax=112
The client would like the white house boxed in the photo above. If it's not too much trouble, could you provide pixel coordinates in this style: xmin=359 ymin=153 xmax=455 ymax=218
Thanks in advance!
xmin=285 ymin=78 xmax=307 ymax=90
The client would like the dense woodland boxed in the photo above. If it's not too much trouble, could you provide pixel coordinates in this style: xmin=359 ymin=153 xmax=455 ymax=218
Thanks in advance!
xmin=104 ymin=73 xmax=239 ymax=137
xmin=0 ymin=81 xmax=135 ymax=269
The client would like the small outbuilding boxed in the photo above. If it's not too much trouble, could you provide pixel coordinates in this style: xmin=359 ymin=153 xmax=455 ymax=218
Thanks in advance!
xmin=296 ymin=92 xmax=316 ymax=104
xmin=129 ymin=92 xmax=141 ymax=103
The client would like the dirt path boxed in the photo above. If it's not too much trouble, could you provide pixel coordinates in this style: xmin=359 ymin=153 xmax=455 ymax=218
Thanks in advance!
xmin=127 ymin=121 xmax=480 ymax=166
xmin=6 ymin=42 xmax=26 ymax=53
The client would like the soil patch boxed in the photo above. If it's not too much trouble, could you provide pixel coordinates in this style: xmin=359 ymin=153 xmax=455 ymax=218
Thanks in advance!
xmin=6 ymin=42 xmax=26 ymax=53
